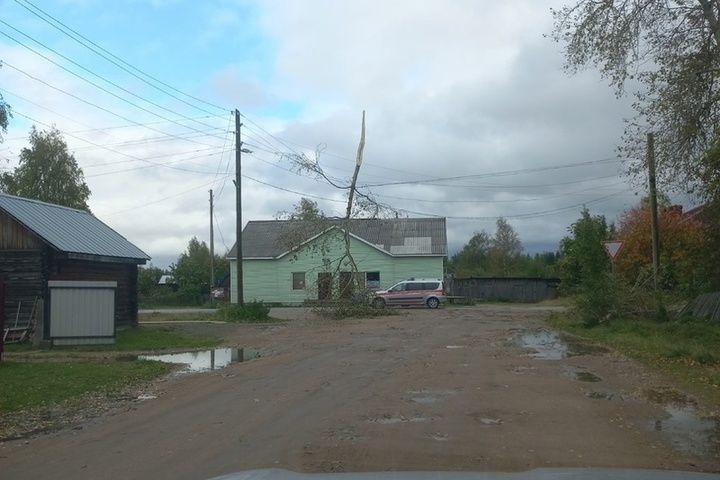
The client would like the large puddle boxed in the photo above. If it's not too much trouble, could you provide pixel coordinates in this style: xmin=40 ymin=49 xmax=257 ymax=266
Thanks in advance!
xmin=139 ymin=347 xmax=267 ymax=373
xmin=517 ymin=331 xmax=567 ymax=360
xmin=650 ymin=405 xmax=720 ymax=456
xmin=517 ymin=331 xmax=609 ymax=360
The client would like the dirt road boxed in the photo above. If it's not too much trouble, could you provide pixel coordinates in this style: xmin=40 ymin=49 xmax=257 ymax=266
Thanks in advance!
xmin=1 ymin=306 xmax=718 ymax=479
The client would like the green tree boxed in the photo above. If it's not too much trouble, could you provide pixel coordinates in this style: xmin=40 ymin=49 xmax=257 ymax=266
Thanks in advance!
xmin=170 ymin=237 xmax=229 ymax=302
xmin=489 ymin=218 xmax=523 ymax=277
xmin=291 ymin=197 xmax=324 ymax=220
xmin=551 ymin=1 xmax=720 ymax=194
xmin=0 ymin=93 xmax=9 ymax=143
xmin=558 ymin=208 xmax=616 ymax=326
xmin=0 ymin=126 xmax=91 ymax=211
xmin=449 ymin=230 xmax=491 ymax=278
xmin=558 ymin=208 xmax=611 ymax=292
xmin=138 ymin=264 xmax=165 ymax=297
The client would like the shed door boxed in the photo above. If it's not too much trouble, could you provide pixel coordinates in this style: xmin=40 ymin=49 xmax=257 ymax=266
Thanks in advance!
xmin=49 ymin=281 xmax=117 ymax=345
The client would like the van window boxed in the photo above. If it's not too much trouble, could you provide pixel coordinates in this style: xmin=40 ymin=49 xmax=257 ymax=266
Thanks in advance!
xmin=423 ymin=282 xmax=440 ymax=290
xmin=407 ymin=282 xmax=424 ymax=290
xmin=390 ymin=283 xmax=405 ymax=292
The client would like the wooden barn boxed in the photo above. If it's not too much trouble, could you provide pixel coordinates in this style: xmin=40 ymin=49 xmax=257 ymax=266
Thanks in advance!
xmin=0 ymin=194 xmax=150 ymax=345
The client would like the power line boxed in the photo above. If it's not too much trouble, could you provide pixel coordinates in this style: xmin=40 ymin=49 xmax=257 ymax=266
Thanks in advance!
xmin=362 ymin=157 xmax=625 ymax=188
xmin=372 ymin=180 xmax=630 ymax=204
xmin=15 ymin=0 xmax=229 ymax=114
xmin=0 ymin=26 xmax=223 ymax=142
xmin=396 ymin=192 xmax=621 ymax=221
xmin=11 ymin=110 xmax=225 ymax=175
xmin=0 ymin=86 xmax=223 ymax=141
xmin=2 ymin=61 xmax=226 ymax=147
xmin=103 ymin=175 xmax=232 ymax=215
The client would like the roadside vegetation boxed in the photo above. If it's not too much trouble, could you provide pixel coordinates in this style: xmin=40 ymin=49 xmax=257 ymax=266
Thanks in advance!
xmin=0 ymin=326 xmax=222 ymax=415
xmin=552 ymin=314 xmax=720 ymax=405
xmin=551 ymin=204 xmax=720 ymax=406
xmin=0 ymin=360 xmax=173 ymax=413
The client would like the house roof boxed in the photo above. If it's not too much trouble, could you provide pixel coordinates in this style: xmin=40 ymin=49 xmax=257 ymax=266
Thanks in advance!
xmin=228 ymin=217 xmax=447 ymax=259
xmin=0 ymin=193 xmax=150 ymax=261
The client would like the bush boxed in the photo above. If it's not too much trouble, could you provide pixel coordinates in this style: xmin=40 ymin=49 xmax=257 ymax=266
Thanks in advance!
xmin=216 ymin=301 xmax=271 ymax=323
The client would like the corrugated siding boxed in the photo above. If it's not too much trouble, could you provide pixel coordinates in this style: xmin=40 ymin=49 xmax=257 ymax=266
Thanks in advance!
xmin=49 ymin=259 xmax=138 ymax=326
xmin=0 ymin=193 xmax=149 ymax=260
xmin=49 ymin=281 xmax=116 ymax=344
xmin=234 ymin=231 xmax=444 ymax=304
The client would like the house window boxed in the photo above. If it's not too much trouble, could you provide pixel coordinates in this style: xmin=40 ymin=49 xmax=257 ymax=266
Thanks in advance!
xmin=292 ymin=272 xmax=305 ymax=290
xmin=366 ymin=271 xmax=380 ymax=288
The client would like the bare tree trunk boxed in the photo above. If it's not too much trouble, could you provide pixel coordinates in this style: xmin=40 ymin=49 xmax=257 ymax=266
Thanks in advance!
xmin=698 ymin=0 xmax=720 ymax=48
xmin=339 ymin=111 xmax=366 ymax=298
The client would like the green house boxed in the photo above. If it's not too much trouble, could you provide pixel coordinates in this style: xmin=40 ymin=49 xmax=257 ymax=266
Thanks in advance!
xmin=228 ymin=217 xmax=447 ymax=305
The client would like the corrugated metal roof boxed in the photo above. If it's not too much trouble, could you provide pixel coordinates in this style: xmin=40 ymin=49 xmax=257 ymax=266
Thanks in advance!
xmin=0 ymin=193 xmax=150 ymax=260
xmin=229 ymin=217 xmax=447 ymax=259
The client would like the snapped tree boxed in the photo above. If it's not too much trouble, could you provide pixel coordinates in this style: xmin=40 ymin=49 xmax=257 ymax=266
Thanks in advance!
xmin=0 ymin=126 xmax=91 ymax=211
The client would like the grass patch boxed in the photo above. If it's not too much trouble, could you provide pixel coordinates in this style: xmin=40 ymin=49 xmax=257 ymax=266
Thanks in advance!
xmin=214 ymin=301 xmax=276 ymax=323
xmin=4 ymin=326 xmax=221 ymax=354
xmin=550 ymin=313 xmax=720 ymax=405
xmin=0 ymin=360 xmax=173 ymax=413
xmin=139 ymin=310 xmax=218 ymax=322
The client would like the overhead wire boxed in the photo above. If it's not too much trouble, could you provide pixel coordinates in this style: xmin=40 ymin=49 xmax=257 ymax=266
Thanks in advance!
xmin=15 ymin=0 xmax=229 ymax=114
xmin=12 ymin=110 xmax=225 ymax=175
xmin=1 ymin=61 xmax=227 ymax=148
xmin=0 ymin=28 xmax=222 ymax=144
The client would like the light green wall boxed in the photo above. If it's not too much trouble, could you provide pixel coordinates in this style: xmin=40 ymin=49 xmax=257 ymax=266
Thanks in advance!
xmin=230 ymin=231 xmax=443 ymax=304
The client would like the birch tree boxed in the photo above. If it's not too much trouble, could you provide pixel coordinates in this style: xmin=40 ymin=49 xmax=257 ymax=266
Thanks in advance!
xmin=551 ymin=1 xmax=720 ymax=195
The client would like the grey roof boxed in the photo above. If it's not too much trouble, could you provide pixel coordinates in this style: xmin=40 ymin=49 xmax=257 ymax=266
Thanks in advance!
xmin=0 ymin=194 xmax=150 ymax=261
xmin=229 ymin=217 xmax=447 ymax=259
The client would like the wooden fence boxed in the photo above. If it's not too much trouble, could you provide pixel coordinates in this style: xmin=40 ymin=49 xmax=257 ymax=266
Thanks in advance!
xmin=679 ymin=291 xmax=720 ymax=321
xmin=445 ymin=277 xmax=561 ymax=303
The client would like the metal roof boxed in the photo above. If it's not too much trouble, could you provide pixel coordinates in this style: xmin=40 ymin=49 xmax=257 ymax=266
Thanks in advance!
xmin=0 ymin=193 xmax=150 ymax=261
xmin=229 ymin=217 xmax=447 ymax=259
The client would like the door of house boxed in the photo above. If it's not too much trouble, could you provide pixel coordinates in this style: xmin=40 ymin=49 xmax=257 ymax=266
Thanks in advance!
xmin=317 ymin=273 xmax=333 ymax=301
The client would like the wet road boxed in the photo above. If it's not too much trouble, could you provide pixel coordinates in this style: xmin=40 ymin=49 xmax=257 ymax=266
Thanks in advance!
xmin=1 ymin=306 xmax=718 ymax=479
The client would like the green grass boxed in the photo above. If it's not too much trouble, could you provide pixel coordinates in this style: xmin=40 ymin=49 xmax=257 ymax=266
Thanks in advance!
xmin=550 ymin=314 xmax=720 ymax=405
xmin=0 ymin=360 xmax=174 ymax=413
xmin=4 ymin=325 xmax=221 ymax=353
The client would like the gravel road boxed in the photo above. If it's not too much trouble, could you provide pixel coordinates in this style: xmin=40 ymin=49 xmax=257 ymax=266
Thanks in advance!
xmin=1 ymin=305 xmax=718 ymax=479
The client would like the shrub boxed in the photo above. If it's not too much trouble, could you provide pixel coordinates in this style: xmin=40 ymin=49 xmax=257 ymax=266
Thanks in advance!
xmin=216 ymin=301 xmax=271 ymax=323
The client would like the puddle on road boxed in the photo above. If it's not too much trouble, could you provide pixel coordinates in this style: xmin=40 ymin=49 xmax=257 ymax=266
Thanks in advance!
xmin=517 ymin=331 xmax=608 ymax=360
xmin=408 ymin=389 xmax=457 ymax=405
xmin=139 ymin=347 xmax=268 ymax=373
xmin=650 ymin=405 xmax=720 ymax=456
xmin=517 ymin=331 xmax=567 ymax=360
xmin=366 ymin=415 xmax=434 ymax=424
xmin=561 ymin=365 xmax=603 ymax=383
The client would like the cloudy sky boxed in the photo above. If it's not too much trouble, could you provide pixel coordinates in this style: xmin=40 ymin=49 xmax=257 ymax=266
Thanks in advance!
xmin=0 ymin=0 xmax=685 ymax=269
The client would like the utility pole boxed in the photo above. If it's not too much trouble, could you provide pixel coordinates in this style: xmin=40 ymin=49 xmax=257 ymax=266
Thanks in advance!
xmin=209 ymin=189 xmax=215 ymax=306
xmin=235 ymin=109 xmax=245 ymax=306
xmin=647 ymin=132 xmax=661 ymax=291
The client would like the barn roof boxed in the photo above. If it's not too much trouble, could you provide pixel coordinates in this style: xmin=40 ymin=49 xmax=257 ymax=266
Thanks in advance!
xmin=0 ymin=193 xmax=150 ymax=261
xmin=228 ymin=217 xmax=447 ymax=259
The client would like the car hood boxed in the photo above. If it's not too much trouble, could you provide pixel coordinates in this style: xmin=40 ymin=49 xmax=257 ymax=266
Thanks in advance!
xmin=209 ymin=468 xmax=720 ymax=480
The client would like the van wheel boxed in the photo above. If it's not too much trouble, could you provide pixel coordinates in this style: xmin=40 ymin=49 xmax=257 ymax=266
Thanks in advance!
xmin=373 ymin=298 xmax=386 ymax=307
xmin=426 ymin=297 xmax=439 ymax=309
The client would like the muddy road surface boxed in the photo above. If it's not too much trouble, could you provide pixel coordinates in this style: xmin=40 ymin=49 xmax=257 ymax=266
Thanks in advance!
xmin=1 ymin=305 xmax=718 ymax=479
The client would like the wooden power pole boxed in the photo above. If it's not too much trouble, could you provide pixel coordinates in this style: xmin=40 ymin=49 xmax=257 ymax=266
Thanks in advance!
xmin=647 ymin=132 xmax=661 ymax=290
xmin=209 ymin=189 xmax=214 ymax=306
xmin=235 ymin=109 xmax=245 ymax=306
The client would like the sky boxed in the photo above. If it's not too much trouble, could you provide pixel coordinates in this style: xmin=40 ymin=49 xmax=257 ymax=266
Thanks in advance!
xmin=0 ymin=0 xmax=689 ymax=270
